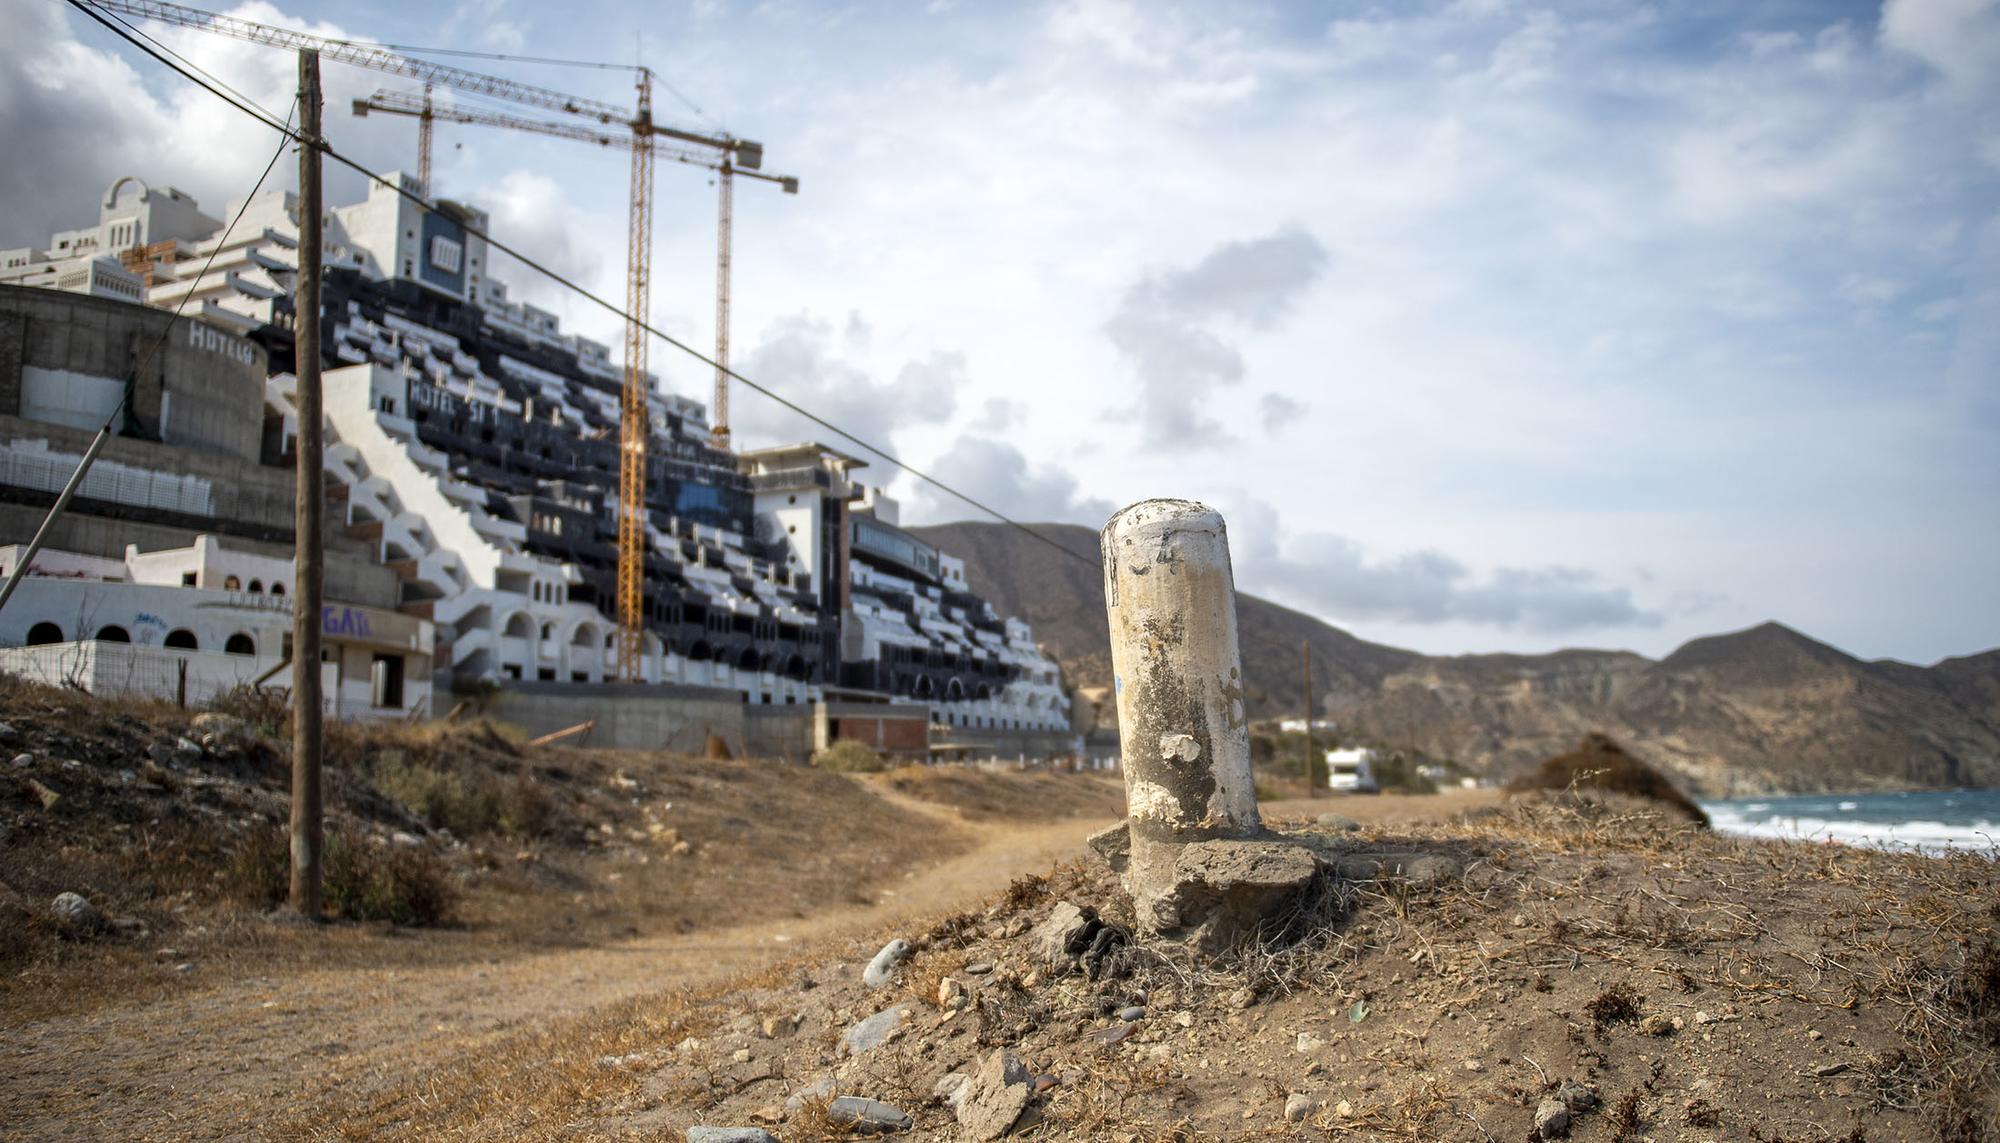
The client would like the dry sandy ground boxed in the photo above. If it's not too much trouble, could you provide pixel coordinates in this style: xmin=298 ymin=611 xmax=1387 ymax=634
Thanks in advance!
xmin=1 ymin=787 xmax=1537 ymax=1141
xmin=1 ymin=781 xmax=1128 ymax=1142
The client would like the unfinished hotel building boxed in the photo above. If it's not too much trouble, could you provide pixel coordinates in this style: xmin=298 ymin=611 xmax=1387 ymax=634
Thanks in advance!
xmin=0 ymin=173 xmax=1070 ymax=737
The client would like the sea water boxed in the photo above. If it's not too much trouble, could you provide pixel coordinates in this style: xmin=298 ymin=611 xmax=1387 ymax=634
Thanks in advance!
xmin=1701 ymin=789 xmax=2000 ymax=855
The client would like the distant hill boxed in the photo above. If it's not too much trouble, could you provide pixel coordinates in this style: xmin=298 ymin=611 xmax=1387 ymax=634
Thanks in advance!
xmin=910 ymin=521 xmax=2000 ymax=796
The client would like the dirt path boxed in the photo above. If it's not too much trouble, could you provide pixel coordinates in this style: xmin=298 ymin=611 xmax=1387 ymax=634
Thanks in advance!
xmin=1 ymin=790 xmax=1114 ymax=1142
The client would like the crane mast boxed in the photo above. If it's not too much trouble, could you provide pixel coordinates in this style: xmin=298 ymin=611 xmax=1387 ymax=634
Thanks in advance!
xmin=711 ymin=161 xmax=733 ymax=452
xmin=617 ymin=72 xmax=654 ymax=684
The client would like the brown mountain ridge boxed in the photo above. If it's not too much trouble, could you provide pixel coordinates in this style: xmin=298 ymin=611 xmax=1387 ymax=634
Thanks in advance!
xmin=910 ymin=521 xmax=2000 ymax=796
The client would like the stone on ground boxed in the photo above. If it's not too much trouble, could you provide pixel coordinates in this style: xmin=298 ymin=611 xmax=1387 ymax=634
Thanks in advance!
xmin=50 ymin=891 xmax=106 ymax=934
xmin=862 ymin=938 xmax=910 ymax=987
xmin=956 ymin=1049 xmax=1032 ymax=1141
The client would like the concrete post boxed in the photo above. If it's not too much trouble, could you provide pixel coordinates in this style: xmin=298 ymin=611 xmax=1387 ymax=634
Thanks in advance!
xmin=1103 ymin=499 xmax=1260 ymax=843
xmin=1102 ymin=500 xmax=1314 ymax=948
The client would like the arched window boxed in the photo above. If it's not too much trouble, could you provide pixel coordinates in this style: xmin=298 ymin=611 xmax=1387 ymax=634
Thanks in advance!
xmin=269 ymin=582 xmax=285 ymax=596
xmin=539 ymin=623 xmax=554 ymax=641
xmin=164 ymin=629 xmax=198 ymax=649
xmin=95 ymin=625 xmax=131 ymax=643
xmin=26 ymin=622 xmax=62 ymax=645
xmin=737 ymin=646 xmax=761 ymax=671
xmin=247 ymin=579 xmax=263 ymax=594
xmin=224 ymin=633 xmax=255 ymax=656
xmin=223 ymin=575 xmax=241 ymax=591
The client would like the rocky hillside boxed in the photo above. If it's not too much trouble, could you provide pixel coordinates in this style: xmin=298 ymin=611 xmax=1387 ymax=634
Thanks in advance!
xmin=912 ymin=522 xmax=2000 ymax=796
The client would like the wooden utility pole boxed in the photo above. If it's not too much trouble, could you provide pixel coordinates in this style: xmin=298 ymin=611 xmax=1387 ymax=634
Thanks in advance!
xmin=289 ymin=48 xmax=326 ymax=918
xmin=1302 ymin=640 xmax=1319 ymax=796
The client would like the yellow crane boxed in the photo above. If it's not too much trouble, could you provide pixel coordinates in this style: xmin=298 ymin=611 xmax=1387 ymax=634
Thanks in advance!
xmin=353 ymin=90 xmax=799 ymax=457
xmin=83 ymin=1 xmax=774 ymax=682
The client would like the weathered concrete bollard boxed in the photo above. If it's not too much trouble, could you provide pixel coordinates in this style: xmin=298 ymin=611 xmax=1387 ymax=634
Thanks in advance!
xmin=1101 ymin=499 xmax=1317 ymax=951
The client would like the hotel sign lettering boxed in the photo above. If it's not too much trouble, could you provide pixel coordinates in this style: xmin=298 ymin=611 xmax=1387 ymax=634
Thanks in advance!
xmin=321 ymin=606 xmax=373 ymax=639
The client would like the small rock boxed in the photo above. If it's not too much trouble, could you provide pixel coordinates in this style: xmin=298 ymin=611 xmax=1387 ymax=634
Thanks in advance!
xmin=1315 ymin=812 xmax=1361 ymax=831
xmin=933 ymin=1072 xmax=969 ymax=1107
xmin=1815 ymin=1062 xmax=1850 ymax=1077
xmin=1807 ymin=1028 xmax=1824 ymax=1041
xmin=50 ymin=891 xmax=105 ymax=933
xmin=1556 ymin=1081 xmax=1598 ymax=1112
xmin=760 ymin=1013 xmax=797 ymax=1038
xmin=1089 ymin=1022 xmax=1136 ymax=1047
xmin=1173 ymin=1010 xmax=1194 ymax=1028
xmin=828 ymin=1095 xmax=912 ymax=1134
xmin=1535 ymin=1097 xmax=1573 ymax=1139
xmin=686 ymin=1129 xmax=779 ymax=1143
xmin=1639 ymin=1013 xmax=1677 ymax=1037
xmin=957 ymin=1050 xmax=1032 ymax=1142
xmin=731 ymin=1048 xmax=753 ymax=1063
xmin=783 ymin=1077 xmax=836 ymax=1111
xmin=1693 ymin=1010 xmax=1718 ymax=1025
xmin=1227 ymin=987 xmax=1258 ymax=1010
xmin=1284 ymin=1093 xmax=1318 ymax=1122
xmin=190 ymin=713 xmax=248 ymax=742
xmin=670 ymin=840 xmax=693 ymax=856
xmin=174 ymin=962 xmax=195 ymax=973
xmin=842 ymin=1005 xmax=907 ymax=1056
xmin=938 ymin=976 xmax=970 ymax=1010
xmin=1032 ymin=1074 xmax=1058 ymax=1094
xmin=964 ymin=961 xmax=994 ymax=976
xmin=1116 ymin=1006 xmax=1145 ymax=1022
xmin=173 ymin=736 xmax=201 ymax=759
xmin=1461 ymin=1058 xmax=1484 ymax=1072
xmin=10 ymin=752 xmax=31 ymax=768
xmin=1295 ymin=1031 xmax=1326 ymax=1053
xmin=0 ymin=723 xmax=17 ymax=744
xmin=1030 ymin=901 xmax=1093 ymax=966
xmin=863 ymin=938 xmax=910 ymax=987
xmin=1334 ymin=1099 xmax=1354 ymax=1118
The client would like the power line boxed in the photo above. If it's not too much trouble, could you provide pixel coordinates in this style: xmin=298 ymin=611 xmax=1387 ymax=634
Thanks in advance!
xmin=68 ymin=0 xmax=1098 ymax=571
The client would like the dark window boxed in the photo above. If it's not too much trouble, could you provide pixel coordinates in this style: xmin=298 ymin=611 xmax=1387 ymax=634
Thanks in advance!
xmin=26 ymin=622 xmax=62 ymax=645
xmin=270 ymin=583 xmax=285 ymax=596
xmin=224 ymin=575 xmax=241 ymax=591
xmin=164 ymin=629 xmax=198 ymax=649
xmin=247 ymin=579 xmax=263 ymax=594
xmin=95 ymin=625 xmax=131 ymax=643
xmin=371 ymin=653 xmax=405 ymax=709
xmin=537 ymin=667 xmax=555 ymax=681
xmin=224 ymin=633 xmax=255 ymax=655
xmin=181 ymin=572 xmax=197 ymax=586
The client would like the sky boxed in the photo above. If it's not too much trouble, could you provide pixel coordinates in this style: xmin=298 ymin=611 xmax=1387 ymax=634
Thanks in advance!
xmin=4 ymin=0 xmax=1997 ymax=665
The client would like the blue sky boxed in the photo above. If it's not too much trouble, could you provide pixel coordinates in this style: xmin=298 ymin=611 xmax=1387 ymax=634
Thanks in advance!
xmin=5 ymin=0 xmax=1997 ymax=664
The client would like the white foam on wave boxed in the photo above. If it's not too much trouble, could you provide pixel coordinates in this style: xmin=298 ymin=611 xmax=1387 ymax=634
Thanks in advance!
xmin=1837 ymin=801 xmax=1859 ymax=811
xmin=1704 ymin=808 xmax=2000 ymax=854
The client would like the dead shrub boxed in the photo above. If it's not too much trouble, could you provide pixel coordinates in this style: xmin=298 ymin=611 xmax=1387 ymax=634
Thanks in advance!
xmin=1585 ymin=983 xmax=1643 ymax=1029
xmin=812 ymin=739 xmax=884 ymax=773
xmin=226 ymin=824 xmax=454 ymax=925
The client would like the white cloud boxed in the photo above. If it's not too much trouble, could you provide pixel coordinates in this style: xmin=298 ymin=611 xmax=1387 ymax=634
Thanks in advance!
xmin=1104 ymin=224 xmax=1327 ymax=447
xmin=1881 ymin=0 xmax=2000 ymax=96
xmin=730 ymin=312 xmax=959 ymax=453
xmin=902 ymin=435 xmax=1115 ymax=528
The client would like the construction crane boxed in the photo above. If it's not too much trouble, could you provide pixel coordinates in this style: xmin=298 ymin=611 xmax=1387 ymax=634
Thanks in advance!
xmin=83 ymin=1 xmax=771 ymax=682
xmin=354 ymin=91 xmax=799 ymax=455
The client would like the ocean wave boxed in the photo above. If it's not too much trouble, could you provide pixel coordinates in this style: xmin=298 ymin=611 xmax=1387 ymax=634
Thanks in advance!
xmin=1705 ymin=809 xmax=2000 ymax=854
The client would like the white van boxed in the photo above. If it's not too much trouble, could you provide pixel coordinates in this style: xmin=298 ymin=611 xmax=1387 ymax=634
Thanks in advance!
xmin=1324 ymin=747 xmax=1380 ymax=793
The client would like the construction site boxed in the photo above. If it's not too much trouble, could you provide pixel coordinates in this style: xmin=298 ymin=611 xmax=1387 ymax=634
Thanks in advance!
xmin=0 ymin=0 xmax=1085 ymax=762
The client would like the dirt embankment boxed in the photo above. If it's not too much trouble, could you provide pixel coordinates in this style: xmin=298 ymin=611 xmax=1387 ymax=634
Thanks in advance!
xmin=0 ymin=676 xmax=1126 ymax=1141
xmin=302 ymin=791 xmax=1995 ymax=1143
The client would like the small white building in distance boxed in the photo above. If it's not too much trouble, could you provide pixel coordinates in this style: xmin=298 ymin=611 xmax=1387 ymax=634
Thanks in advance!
xmin=1324 ymin=747 xmax=1380 ymax=793
xmin=0 ymin=536 xmax=434 ymax=720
